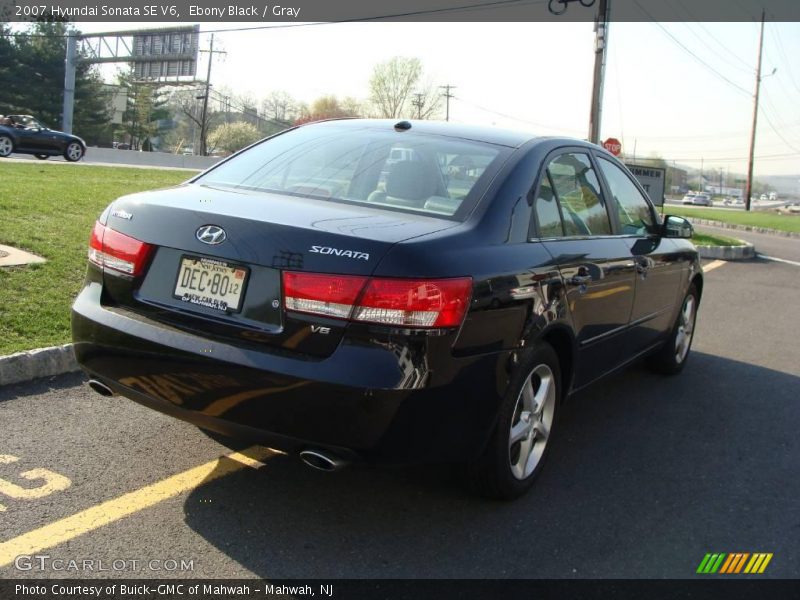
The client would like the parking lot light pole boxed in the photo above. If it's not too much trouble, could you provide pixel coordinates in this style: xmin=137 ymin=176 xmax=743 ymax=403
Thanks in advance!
xmin=198 ymin=34 xmax=214 ymax=157
xmin=62 ymin=35 xmax=77 ymax=134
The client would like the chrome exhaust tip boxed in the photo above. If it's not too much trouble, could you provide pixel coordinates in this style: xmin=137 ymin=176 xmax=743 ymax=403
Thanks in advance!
xmin=299 ymin=449 xmax=348 ymax=472
xmin=88 ymin=379 xmax=115 ymax=397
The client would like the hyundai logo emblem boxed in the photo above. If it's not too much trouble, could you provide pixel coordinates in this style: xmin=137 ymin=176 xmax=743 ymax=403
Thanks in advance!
xmin=196 ymin=225 xmax=227 ymax=245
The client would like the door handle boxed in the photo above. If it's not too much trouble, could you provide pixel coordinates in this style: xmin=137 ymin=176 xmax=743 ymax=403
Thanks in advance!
xmin=568 ymin=275 xmax=593 ymax=286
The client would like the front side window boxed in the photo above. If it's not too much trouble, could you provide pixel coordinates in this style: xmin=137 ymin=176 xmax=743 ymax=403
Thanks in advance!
xmin=547 ymin=153 xmax=611 ymax=236
xmin=196 ymin=124 xmax=506 ymax=219
xmin=598 ymin=158 xmax=654 ymax=235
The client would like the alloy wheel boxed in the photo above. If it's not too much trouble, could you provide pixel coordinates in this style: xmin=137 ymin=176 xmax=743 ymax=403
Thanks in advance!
xmin=0 ymin=136 xmax=12 ymax=157
xmin=66 ymin=143 xmax=83 ymax=161
xmin=508 ymin=363 xmax=556 ymax=480
xmin=674 ymin=295 xmax=696 ymax=364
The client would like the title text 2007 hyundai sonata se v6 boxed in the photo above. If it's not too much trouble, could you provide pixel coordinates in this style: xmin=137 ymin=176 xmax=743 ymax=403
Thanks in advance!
xmin=72 ymin=119 xmax=702 ymax=499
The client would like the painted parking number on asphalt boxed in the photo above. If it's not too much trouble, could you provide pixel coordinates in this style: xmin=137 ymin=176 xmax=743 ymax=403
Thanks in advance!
xmin=0 ymin=455 xmax=71 ymax=511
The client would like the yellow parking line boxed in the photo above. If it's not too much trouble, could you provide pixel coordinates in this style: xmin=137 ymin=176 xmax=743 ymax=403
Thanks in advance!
xmin=704 ymin=260 xmax=727 ymax=272
xmin=0 ymin=446 xmax=276 ymax=568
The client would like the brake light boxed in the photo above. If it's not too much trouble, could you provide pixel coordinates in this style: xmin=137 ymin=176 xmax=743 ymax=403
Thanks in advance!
xmin=283 ymin=272 xmax=472 ymax=328
xmin=283 ymin=272 xmax=367 ymax=319
xmin=88 ymin=221 xmax=153 ymax=276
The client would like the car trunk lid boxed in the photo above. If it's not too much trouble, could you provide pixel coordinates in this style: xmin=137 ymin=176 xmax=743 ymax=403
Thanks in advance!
xmin=99 ymin=183 xmax=458 ymax=357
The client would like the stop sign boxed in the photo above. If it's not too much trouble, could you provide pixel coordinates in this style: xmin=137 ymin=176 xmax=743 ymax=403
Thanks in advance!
xmin=603 ymin=138 xmax=622 ymax=156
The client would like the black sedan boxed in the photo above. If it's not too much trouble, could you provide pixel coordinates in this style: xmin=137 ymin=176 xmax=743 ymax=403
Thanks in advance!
xmin=72 ymin=119 xmax=702 ymax=499
xmin=0 ymin=114 xmax=86 ymax=161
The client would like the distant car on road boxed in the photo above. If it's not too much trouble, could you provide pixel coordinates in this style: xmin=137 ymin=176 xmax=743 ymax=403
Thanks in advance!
xmin=681 ymin=193 xmax=696 ymax=205
xmin=0 ymin=114 xmax=86 ymax=161
xmin=689 ymin=194 xmax=712 ymax=207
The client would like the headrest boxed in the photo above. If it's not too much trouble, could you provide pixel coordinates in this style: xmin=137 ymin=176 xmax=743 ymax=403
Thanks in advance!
xmin=386 ymin=161 xmax=437 ymax=201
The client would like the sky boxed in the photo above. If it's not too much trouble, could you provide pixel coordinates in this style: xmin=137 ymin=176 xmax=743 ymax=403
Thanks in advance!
xmin=72 ymin=20 xmax=800 ymax=177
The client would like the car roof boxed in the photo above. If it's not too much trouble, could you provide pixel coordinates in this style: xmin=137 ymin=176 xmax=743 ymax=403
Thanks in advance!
xmin=304 ymin=118 xmax=551 ymax=149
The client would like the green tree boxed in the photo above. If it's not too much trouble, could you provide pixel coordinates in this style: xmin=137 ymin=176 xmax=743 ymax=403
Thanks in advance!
xmin=0 ymin=22 xmax=111 ymax=144
xmin=208 ymin=121 xmax=261 ymax=154
xmin=118 ymin=72 xmax=170 ymax=151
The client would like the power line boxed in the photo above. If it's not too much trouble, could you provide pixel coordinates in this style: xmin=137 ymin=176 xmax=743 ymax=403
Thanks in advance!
xmin=759 ymin=104 xmax=800 ymax=155
xmin=670 ymin=0 xmax=754 ymax=72
xmin=654 ymin=152 xmax=798 ymax=163
xmin=767 ymin=24 xmax=800 ymax=97
xmin=760 ymin=90 xmax=800 ymax=145
xmin=454 ymin=96 xmax=584 ymax=135
xmin=632 ymin=0 xmax=752 ymax=97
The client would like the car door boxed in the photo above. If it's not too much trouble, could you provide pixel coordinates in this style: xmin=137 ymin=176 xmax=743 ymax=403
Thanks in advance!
xmin=10 ymin=123 xmax=38 ymax=152
xmin=27 ymin=124 xmax=60 ymax=153
xmin=530 ymin=150 xmax=637 ymax=388
xmin=594 ymin=155 xmax=684 ymax=353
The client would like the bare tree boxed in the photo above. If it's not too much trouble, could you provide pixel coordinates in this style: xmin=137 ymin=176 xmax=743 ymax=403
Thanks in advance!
xmin=369 ymin=56 xmax=423 ymax=119
xmin=170 ymin=88 xmax=219 ymax=155
xmin=261 ymin=90 xmax=295 ymax=122
xmin=295 ymin=95 xmax=362 ymax=125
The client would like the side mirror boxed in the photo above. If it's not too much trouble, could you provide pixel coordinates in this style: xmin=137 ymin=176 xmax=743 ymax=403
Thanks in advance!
xmin=662 ymin=215 xmax=693 ymax=239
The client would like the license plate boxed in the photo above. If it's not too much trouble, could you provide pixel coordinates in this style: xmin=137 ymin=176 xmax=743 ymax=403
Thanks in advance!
xmin=173 ymin=256 xmax=248 ymax=313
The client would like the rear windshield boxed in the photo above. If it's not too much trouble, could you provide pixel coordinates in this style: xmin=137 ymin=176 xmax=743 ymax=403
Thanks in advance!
xmin=195 ymin=124 xmax=508 ymax=219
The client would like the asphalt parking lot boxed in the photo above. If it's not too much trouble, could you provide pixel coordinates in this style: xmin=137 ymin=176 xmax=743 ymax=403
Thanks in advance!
xmin=0 ymin=258 xmax=798 ymax=579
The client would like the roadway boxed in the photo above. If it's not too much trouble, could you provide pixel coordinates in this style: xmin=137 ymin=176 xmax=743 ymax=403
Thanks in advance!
xmin=694 ymin=223 xmax=800 ymax=263
xmin=1 ymin=258 xmax=798 ymax=579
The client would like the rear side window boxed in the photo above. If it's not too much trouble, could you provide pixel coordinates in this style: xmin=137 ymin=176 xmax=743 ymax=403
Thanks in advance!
xmin=195 ymin=125 xmax=506 ymax=220
xmin=547 ymin=153 xmax=611 ymax=236
xmin=597 ymin=157 xmax=654 ymax=235
xmin=532 ymin=172 xmax=564 ymax=237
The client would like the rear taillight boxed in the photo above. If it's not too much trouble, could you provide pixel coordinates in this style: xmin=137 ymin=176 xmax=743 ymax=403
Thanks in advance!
xmin=283 ymin=272 xmax=472 ymax=329
xmin=88 ymin=221 xmax=153 ymax=276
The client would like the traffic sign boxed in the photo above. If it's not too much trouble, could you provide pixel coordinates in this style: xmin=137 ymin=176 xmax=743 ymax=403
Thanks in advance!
xmin=603 ymin=138 xmax=622 ymax=156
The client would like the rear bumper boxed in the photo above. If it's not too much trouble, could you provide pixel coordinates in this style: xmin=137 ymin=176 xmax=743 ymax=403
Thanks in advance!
xmin=72 ymin=282 xmax=507 ymax=463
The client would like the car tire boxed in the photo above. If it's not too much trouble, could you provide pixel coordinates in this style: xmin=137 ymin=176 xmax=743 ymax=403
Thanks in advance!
xmin=0 ymin=135 xmax=13 ymax=158
xmin=647 ymin=284 xmax=699 ymax=375
xmin=64 ymin=142 xmax=84 ymax=162
xmin=468 ymin=342 xmax=561 ymax=500
xmin=35 ymin=154 xmax=49 ymax=160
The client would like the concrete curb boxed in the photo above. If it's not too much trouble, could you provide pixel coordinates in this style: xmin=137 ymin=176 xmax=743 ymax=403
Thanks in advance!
xmin=0 ymin=344 xmax=79 ymax=387
xmin=685 ymin=217 xmax=800 ymax=239
xmin=695 ymin=239 xmax=755 ymax=261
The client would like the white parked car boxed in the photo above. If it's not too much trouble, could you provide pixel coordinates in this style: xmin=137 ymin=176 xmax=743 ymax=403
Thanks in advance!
xmin=691 ymin=194 xmax=712 ymax=206
xmin=682 ymin=193 xmax=696 ymax=205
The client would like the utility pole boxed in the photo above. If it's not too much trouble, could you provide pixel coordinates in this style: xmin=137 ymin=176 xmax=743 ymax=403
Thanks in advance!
xmin=745 ymin=10 xmax=766 ymax=212
xmin=440 ymin=85 xmax=456 ymax=121
xmin=411 ymin=93 xmax=424 ymax=119
xmin=588 ymin=0 xmax=610 ymax=144
xmin=700 ymin=157 xmax=704 ymax=192
xmin=198 ymin=34 xmax=226 ymax=156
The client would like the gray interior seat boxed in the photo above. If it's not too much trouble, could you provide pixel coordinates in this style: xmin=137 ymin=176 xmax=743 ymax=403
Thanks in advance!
xmin=368 ymin=161 xmax=440 ymax=208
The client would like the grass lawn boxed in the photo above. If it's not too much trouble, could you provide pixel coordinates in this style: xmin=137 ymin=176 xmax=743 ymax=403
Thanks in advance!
xmin=692 ymin=231 xmax=743 ymax=247
xmin=0 ymin=162 xmax=190 ymax=355
xmin=665 ymin=205 xmax=800 ymax=234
